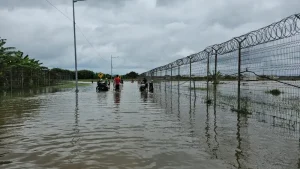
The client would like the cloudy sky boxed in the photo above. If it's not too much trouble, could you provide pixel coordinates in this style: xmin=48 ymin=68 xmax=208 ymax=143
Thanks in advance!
xmin=0 ymin=0 xmax=299 ymax=74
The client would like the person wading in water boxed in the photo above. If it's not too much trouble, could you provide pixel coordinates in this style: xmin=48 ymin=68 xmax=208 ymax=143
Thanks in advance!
xmin=114 ymin=75 xmax=121 ymax=91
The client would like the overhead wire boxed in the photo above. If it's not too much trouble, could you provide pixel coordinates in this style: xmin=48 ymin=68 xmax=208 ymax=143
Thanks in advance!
xmin=44 ymin=0 xmax=73 ymax=21
xmin=44 ymin=0 xmax=101 ymax=57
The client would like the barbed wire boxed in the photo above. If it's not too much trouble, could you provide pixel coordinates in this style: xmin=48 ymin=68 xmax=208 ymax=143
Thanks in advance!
xmin=142 ymin=13 xmax=300 ymax=76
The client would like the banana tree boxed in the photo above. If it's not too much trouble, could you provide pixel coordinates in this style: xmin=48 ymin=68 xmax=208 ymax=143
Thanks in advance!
xmin=0 ymin=38 xmax=16 ymax=89
xmin=0 ymin=38 xmax=15 ymax=56
xmin=212 ymin=71 xmax=222 ymax=84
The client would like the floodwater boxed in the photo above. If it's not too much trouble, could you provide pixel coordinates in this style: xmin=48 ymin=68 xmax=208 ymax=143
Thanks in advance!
xmin=0 ymin=82 xmax=299 ymax=169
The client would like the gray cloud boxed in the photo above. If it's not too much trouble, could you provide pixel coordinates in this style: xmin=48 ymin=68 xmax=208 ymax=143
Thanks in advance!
xmin=0 ymin=0 xmax=299 ymax=74
xmin=0 ymin=0 xmax=135 ymax=10
xmin=156 ymin=0 xmax=182 ymax=7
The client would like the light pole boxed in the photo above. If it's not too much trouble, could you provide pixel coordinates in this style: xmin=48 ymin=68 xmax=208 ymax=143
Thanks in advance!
xmin=72 ymin=0 xmax=85 ymax=93
xmin=111 ymin=55 xmax=119 ymax=83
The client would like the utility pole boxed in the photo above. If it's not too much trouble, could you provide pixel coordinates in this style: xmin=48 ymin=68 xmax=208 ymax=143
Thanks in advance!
xmin=72 ymin=0 xmax=85 ymax=93
xmin=111 ymin=55 xmax=119 ymax=83
xmin=111 ymin=55 xmax=113 ymax=82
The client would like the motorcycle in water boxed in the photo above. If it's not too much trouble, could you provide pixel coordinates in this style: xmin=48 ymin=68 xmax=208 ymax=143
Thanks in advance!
xmin=96 ymin=81 xmax=109 ymax=92
xmin=139 ymin=82 xmax=148 ymax=92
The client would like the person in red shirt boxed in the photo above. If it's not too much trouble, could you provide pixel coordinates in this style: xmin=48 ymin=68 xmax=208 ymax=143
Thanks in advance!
xmin=114 ymin=75 xmax=121 ymax=90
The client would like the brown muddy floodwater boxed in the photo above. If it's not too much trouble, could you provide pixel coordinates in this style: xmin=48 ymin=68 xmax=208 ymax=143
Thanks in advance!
xmin=0 ymin=82 xmax=299 ymax=169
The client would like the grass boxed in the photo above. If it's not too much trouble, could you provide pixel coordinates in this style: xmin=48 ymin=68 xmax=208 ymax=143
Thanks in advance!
xmin=188 ymin=87 xmax=208 ymax=91
xmin=231 ymin=107 xmax=252 ymax=115
xmin=265 ymin=89 xmax=282 ymax=96
xmin=78 ymin=79 xmax=98 ymax=82
xmin=53 ymin=81 xmax=91 ymax=89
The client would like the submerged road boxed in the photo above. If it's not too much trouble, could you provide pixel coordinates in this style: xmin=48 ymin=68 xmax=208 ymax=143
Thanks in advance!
xmin=0 ymin=81 xmax=299 ymax=169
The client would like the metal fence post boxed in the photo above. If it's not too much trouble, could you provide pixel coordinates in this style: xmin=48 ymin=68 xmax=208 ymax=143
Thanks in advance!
xmin=189 ymin=56 xmax=192 ymax=89
xmin=234 ymin=37 xmax=246 ymax=110
xmin=212 ymin=46 xmax=222 ymax=85
xmin=238 ymin=43 xmax=241 ymax=110
xmin=207 ymin=53 xmax=210 ymax=102
xmin=165 ymin=69 xmax=167 ymax=91
xmin=212 ymin=49 xmax=219 ymax=108
xmin=178 ymin=65 xmax=180 ymax=94
xmin=207 ymin=53 xmax=210 ymax=85
xmin=189 ymin=56 xmax=192 ymax=102
xmin=171 ymin=66 xmax=173 ymax=91
xmin=160 ymin=70 xmax=162 ymax=90
xmin=48 ymin=70 xmax=51 ymax=86
xmin=214 ymin=50 xmax=218 ymax=85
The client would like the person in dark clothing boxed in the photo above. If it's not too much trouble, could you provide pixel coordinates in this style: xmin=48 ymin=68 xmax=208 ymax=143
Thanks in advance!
xmin=142 ymin=77 xmax=148 ymax=90
xmin=149 ymin=80 xmax=154 ymax=93
xmin=142 ymin=78 xmax=147 ymax=84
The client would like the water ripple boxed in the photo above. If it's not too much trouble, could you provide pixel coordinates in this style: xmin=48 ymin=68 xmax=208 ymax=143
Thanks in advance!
xmin=0 ymin=83 xmax=244 ymax=169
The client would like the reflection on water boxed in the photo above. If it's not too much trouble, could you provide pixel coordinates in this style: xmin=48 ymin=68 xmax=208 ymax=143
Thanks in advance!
xmin=0 ymin=82 xmax=300 ymax=169
xmin=160 ymin=81 xmax=300 ymax=169
xmin=213 ymin=85 xmax=219 ymax=159
xmin=140 ymin=91 xmax=148 ymax=102
xmin=114 ymin=91 xmax=121 ymax=104
xmin=205 ymin=103 xmax=211 ymax=150
xmin=177 ymin=91 xmax=181 ymax=121
xmin=235 ymin=113 xmax=242 ymax=169
xmin=69 ymin=92 xmax=81 ymax=163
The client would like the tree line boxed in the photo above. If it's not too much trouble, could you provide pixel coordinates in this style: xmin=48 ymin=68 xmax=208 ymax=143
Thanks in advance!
xmin=0 ymin=37 xmax=139 ymax=90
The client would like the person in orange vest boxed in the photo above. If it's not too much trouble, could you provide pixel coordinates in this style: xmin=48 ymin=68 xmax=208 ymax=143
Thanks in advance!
xmin=114 ymin=75 xmax=121 ymax=90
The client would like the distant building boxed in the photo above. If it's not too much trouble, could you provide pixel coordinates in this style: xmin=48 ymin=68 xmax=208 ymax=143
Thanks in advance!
xmin=269 ymin=75 xmax=279 ymax=80
xmin=242 ymin=75 xmax=257 ymax=81
xmin=165 ymin=75 xmax=171 ymax=80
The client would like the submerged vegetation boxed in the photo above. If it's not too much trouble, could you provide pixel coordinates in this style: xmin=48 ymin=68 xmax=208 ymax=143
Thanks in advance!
xmin=265 ymin=89 xmax=282 ymax=96
xmin=188 ymin=87 xmax=208 ymax=91
xmin=231 ymin=107 xmax=252 ymax=115
xmin=54 ymin=81 xmax=91 ymax=89
xmin=205 ymin=98 xmax=212 ymax=105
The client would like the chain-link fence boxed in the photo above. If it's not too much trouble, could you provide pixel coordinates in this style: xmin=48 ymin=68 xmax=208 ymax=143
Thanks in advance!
xmin=0 ymin=66 xmax=73 ymax=91
xmin=142 ymin=13 xmax=300 ymax=132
